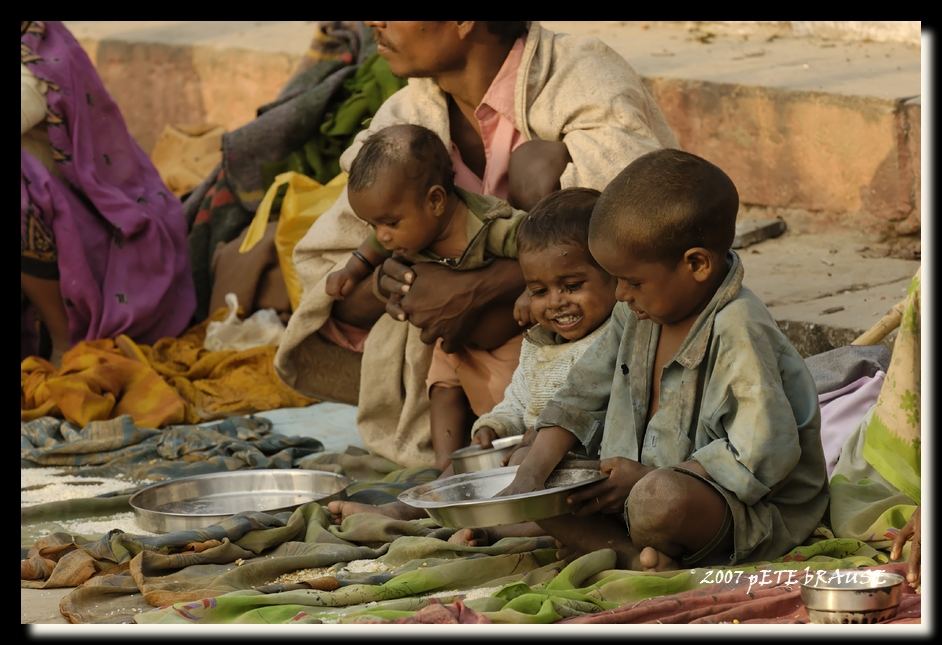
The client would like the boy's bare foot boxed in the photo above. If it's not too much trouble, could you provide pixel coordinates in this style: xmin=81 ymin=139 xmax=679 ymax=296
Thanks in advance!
xmin=637 ymin=546 xmax=678 ymax=572
xmin=447 ymin=528 xmax=491 ymax=547
xmin=326 ymin=500 xmax=427 ymax=524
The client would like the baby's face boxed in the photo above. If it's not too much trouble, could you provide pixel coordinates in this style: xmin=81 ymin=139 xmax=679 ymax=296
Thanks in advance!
xmin=349 ymin=170 xmax=441 ymax=256
xmin=588 ymin=233 xmax=706 ymax=328
xmin=519 ymin=243 xmax=616 ymax=341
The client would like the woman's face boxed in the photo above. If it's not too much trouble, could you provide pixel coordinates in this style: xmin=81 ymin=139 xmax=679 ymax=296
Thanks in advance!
xmin=366 ymin=21 xmax=468 ymax=78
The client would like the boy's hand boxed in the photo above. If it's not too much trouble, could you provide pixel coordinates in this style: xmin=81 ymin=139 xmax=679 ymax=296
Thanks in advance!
xmin=473 ymin=427 xmax=498 ymax=449
xmin=513 ymin=290 xmax=533 ymax=328
xmin=890 ymin=506 xmax=921 ymax=590
xmin=567 ymin=457 xmax=654 ymax=517
xmin=326 ymin=267 xmax=361 ymax=300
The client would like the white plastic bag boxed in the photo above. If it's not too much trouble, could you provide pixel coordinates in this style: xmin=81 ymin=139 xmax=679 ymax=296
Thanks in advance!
xmin=203 ymin=293 xmax=286 ymax=352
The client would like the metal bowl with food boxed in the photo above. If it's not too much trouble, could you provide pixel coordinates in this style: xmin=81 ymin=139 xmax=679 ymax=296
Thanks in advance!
xmin=130 ymin=469 xmax=352 ymax=533
xmin=449 ymin=435 xmax=524 ymax=474
xmin=800 ymin=569 xmax=905 ymax=624
xmin=398 ymin=465 xmax=605 ymax=528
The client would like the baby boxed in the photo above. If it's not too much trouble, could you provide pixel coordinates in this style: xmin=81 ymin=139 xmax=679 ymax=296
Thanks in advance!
xmin=472 ymin=187 xmax=616 ymax=449
xmin=326 ymin=123 xmax=527 ymax=470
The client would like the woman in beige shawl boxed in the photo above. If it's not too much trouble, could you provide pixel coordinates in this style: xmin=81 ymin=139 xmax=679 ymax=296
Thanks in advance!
xmin=275 ymin=21 xmax=677 ymax=470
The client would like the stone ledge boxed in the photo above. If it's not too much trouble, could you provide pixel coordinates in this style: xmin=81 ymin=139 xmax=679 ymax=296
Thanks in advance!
xmin=64 ymin=21 xmax=920 ymax=241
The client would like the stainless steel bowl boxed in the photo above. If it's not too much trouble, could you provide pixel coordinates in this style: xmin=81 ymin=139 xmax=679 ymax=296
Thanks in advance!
xmin=450 ymin=435 xmax=524 ymax=474
xmin=398 ymin=465 xmax=605 ymax=528
xmin=129 ymin=469 xmax=351 ymax=533
xmin=800 ymin=569 xmax=905 ymax=624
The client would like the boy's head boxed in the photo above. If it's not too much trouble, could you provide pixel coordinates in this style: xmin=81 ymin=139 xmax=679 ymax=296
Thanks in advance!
xmin=588 ymin=148 xmax=739 ymax=328
xmin=508 ymin=139 xmax=572 ymax=211
xmin=348 ymin=124 xmax=455 ymax=255
xmin=517 ymin=188 xmax=616 ymax=341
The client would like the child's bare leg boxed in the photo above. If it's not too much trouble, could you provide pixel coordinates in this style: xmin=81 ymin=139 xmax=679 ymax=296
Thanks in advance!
xmin=447 ymin=521 xmax=546 ymax=546
xmin=537 ymin=514 xmax=644 ymax=569
xmin=430 ymin=384 xmax=473 ymax=471
xmin=625 ymin=468 xmax=733 ymax=570
xmin=327 ymin=463 xmax=459 ymax=524
xmin=327 ymin=499 xmax=427 ymax=523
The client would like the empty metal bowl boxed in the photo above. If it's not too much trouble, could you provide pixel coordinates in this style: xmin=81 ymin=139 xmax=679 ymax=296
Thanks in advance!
xmin=800 ymin=569 xmax=905 ymax=624
xmin=398 ymin=465 xmax=605 ymax=528
xmin=129 ymin=469 xmax=351 ymax=533
xmin=450 ymin=435 xmax=524 ymax=473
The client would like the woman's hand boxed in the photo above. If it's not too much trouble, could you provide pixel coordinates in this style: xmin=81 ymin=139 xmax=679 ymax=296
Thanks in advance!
xmin=566 ymin=457 xmax=654 ymax=517
xmin=890 ymin=506 xmax=921 ymax=590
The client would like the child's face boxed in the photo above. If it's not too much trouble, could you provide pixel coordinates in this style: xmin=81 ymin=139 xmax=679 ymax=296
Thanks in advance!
xmin=519 ymin=243 xmax=616 ymax=341
xmin=589 ymin=234 xmax=714 ymax=328
xmin=349 ymin=168 xmax=444 ymax=256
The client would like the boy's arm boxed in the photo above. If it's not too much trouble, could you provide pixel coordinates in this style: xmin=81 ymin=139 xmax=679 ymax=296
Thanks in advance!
xmin=690 ymin=314 xmax=818 ymax=506
xmin=534 ymin=304 xmax=626 ymax=452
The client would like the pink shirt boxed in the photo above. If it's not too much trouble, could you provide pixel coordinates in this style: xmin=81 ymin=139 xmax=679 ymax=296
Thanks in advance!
xmin=321 ymin=37 xmax=527 ymax=352
xmin=450 ymin=37 xmax=526 ymax=200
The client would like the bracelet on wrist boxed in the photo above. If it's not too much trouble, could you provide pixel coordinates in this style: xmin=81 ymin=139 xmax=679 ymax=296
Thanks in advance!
xmin=351 ymin=250 xmax=375 ymax=270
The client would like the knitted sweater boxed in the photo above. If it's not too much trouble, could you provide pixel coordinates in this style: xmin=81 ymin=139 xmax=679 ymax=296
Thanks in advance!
xmin=471 ymin=319 xmax=612 ymax=440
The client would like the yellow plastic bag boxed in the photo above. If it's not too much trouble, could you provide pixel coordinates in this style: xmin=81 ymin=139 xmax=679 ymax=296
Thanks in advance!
xmin=241 ymin=171 xmax=347 ymax=311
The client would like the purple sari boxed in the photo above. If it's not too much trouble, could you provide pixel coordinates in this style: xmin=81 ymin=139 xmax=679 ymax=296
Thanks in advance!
xmin=20 ymin=21 xmax=195 ymax=353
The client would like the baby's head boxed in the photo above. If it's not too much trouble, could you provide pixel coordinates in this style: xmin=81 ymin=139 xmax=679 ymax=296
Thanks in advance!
xmin=517 ymin=188 xmax=616 ymax=341
xmin=348 ymin=124 xmax=455 ymax=255
xmin=588 ymin=148 xmax=739 ymax=328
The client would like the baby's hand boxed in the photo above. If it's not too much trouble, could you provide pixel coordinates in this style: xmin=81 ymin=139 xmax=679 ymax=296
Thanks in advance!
xmin=473 ymin=427 xmax=498 ymax=449
xmin=513 ymin=290 xmax=533 ymax=327
xmin=326 ymin=268 xmax=360 ymax=300
xmin=501 ymin=428 xmax=537 ymax=466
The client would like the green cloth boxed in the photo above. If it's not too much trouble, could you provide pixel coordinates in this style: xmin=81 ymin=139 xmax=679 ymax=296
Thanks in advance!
xmin=829 ymin=271 xmax=920 ymax=551
xmin=21 ymin=415 xmax=323 ymax=482
xmin=135 ymin=531 xmax=889 ymax=625
xmin=262 ymin=53 xmax=406 ymax=188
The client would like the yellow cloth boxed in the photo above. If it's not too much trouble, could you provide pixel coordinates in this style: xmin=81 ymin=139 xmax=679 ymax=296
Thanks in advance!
xmin=241 ymin=171 xmax=348 ymax=311
xmin=149 ymin=123 xmax=225 ymax=198
xmin=21 ymin=340 xmax=187 ymax=428
xmin=21 ymin=309 xmax=314 ymax=428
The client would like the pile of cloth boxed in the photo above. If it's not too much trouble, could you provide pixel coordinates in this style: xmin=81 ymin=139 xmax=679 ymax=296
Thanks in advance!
xmin=21 ymin=494 xmax=919 ymax=625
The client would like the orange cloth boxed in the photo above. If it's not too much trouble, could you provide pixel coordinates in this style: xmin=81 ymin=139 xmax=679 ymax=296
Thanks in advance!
xmin=21 ymin=308 xmax=314 ymax=428
xmin=425 ymin=334 xmax=523 ymax=417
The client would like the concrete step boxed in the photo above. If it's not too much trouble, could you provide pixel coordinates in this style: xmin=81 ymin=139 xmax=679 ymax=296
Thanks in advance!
xmin=58 ymin=21 xmax=922 ymax=353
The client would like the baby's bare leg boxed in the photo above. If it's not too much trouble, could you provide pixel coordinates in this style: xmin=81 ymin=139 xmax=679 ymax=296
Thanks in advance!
xmin=447 ymin=521 xmax=546 ymax=546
